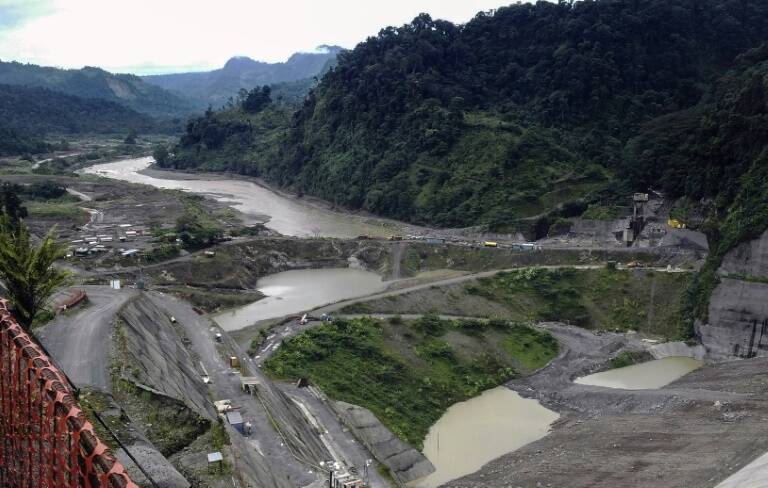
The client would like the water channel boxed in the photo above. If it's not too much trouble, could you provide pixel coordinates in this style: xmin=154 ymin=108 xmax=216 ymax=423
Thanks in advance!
xmin=409 ymin=387 xmax=559 ymax=488
xmin=83 ymin=156 xmax=395 ymax=238
xmin=213 ymin=268 xmax=386 ymax=331
xmin=574 ymin=356 xmax=703 ymax=390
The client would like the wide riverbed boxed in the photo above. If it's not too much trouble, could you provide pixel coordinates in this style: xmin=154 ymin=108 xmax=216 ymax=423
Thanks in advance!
xmin=83 ymin=156 xmax=395 ymax=238
xmin=574 ymin=356 xmax=703 ymax=390
xmin=213 ymin=268 xmax=386 ymax=331
xmin=410 ymin=387 xmax=559 ymax=488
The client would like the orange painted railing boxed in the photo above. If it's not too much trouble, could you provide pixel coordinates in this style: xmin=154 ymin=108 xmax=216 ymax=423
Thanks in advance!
xmin=0 ymin=300 xmax=138 ymax=487
xmin=57 ymin=290 xmax=88 ymax=312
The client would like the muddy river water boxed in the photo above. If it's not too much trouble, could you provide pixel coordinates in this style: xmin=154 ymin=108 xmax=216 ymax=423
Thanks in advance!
xmin=410 ymin=387 xmax=559 ymax=488
xmin=574 ymin=356 xmax=703 ymax=390
xmin=83 ymin=157 xmax=394 ymax=238
xmin=213 ymin=268 xmax=386 ymax=331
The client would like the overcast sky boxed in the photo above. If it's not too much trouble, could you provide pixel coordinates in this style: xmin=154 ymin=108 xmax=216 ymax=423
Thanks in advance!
xmin=0 ymin=0 xmax=513 ymax=75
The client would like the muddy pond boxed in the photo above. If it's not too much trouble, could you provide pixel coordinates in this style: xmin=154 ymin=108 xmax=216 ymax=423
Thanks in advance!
xmin=574 ymin=356 xmax=703 ymax=390
xmin=409 ymin=387 xmax=559 ymax=488
xmin=213 ymin=268 xmax=386 ymax=331
xmin=83 ymin=156 xmax=395 ymax=238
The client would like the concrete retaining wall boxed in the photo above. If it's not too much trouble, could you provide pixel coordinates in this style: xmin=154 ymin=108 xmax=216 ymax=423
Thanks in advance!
xmin=719 ymin=230 xmax=768 ymax=277
xmin=697 ymin=279 xmax=768 ymax=361
xmin=697 ymin=230 xmax=768 ymax=361
xmin=329 ymin=400 xmax=435 ymax=486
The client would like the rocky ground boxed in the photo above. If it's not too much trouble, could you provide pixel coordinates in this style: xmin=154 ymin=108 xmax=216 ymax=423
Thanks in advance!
xmin=446 ymin=324 xmax=768 ymax=488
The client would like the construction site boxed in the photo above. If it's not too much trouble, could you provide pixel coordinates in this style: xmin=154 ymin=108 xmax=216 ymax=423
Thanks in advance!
xmin=0 ymin=155 xmax=765 ymax=488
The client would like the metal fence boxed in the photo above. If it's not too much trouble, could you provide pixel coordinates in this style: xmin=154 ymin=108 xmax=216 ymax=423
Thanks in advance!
xmin=0 ymin=300 xmax=138 ymax=488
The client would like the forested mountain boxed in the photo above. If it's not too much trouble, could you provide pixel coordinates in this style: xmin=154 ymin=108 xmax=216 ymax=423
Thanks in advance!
xmin=0 ymin=84 xmax=156 ymax=134
xmin=165 ymin=0 xmax=768 ymax=232
xmin=142 ymin=46 xmax=342 ymax=108
xmin=0 ymin=61 xmax=193 ymax=118
xmin=0 ymin=124 xmax=49 ymax=156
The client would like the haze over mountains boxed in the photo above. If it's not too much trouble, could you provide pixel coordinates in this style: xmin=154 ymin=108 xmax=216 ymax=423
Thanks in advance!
xmin=142 ymin=45 xmax=343 ymax=107
xmin=0 ymin=46 xmax=342 ymax=152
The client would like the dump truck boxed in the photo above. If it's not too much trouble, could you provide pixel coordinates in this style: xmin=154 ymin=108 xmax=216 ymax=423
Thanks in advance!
xmin=667 ymin=218 xmax=687 ymax=229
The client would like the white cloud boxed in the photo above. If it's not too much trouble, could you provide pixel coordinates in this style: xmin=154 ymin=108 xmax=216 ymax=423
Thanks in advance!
xmin=0 ymin=0 xmax=514 ymax=74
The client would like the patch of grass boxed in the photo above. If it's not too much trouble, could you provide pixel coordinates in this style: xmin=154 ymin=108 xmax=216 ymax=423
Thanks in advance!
xmin=162 ymin=285 xmax=263 ymax=313
xmin=469 ymin=267 xmax=689 ymax=337
xmin=77 ymin=387 xmax=133 ymax=450
xmin=263 ymin=316 xmax=557 ymax=448
xmin=30 ymin=307 xmax=56 ymax=329
xmin=26 ymin=200 xmax=89 ymax=222
xmin=608 ymin=350 xmax=652 ymax=369
xmin=339 ymin=302 xmax=373 ymax=314
xmin=209 ymin=419 xmax=230 ymax=451
xmin=499 ymin=323 xmax=559 ymax=371
xmin=581 ymin=204 xmax=627 ymax=220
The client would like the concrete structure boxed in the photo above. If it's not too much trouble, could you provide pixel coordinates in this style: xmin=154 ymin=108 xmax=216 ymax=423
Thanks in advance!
xmin=240 ymin=377 xmax=260 ymax=395
xmin=226 ymin=410 xmax=245 ymax=434
xmin=207 ymin=452 xmax=224 ymax=473
xmin=716 ymin=451 xmax=768 ymax=488
xmin=330 ymin=400 xmax=435 ymax=484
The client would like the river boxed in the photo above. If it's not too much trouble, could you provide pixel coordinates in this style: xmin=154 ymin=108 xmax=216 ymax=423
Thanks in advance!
xmin=82 ymin=156 xmax=395 ymax=238
xmin=574 ymin=356 xmax=703 ymax=390
xmin=409 ymin=387 xmax=559 ymax=488
xmin=213 ymin=268 xmax=386 ymax=331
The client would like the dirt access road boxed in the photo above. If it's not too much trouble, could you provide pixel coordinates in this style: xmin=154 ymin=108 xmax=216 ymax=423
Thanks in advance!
xmin=235 ymin=264 xmax=683 ymax=346
xmin=36 ymin=285 xmax=137 ymax=390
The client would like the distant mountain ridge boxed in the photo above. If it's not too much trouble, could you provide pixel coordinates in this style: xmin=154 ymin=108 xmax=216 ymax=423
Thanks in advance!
xmin=142 ymin=45 xmax=343 ymax=107
xmin=0 ymin=61 xmax=193 ymax=118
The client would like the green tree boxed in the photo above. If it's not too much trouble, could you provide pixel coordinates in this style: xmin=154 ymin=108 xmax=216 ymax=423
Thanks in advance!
xmin=152 ymin=145 xmax=170 ymax=165
xmin=242 ymin=86 xmax=271 ymax=113
xmin=0 ymin=183 xmax=27 ymax=224
xmin=124 ymin=130 xmax=138 ymax=145
xmin=175 ymin=213 xmax=222 ymax=249
xmin=0 ymin=216 xmax=69 ymax=328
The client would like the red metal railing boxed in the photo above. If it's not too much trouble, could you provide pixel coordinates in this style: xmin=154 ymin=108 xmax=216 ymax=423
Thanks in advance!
xmin=0 ymin=300 xmax=138 ymax=488
xmin=56 ymin=290 xmax=88 ymax=313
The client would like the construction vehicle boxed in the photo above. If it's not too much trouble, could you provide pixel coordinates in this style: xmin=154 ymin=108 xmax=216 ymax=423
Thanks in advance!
xmin=483 ymin=241 xmax=498 ymax=248
xmin=667 ymin=218 xmax=687 ymax=229
xmin=214 ymin=399 xmax=233 ymax=414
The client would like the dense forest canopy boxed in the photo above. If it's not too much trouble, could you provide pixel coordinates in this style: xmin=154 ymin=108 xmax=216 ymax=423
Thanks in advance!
xmin=165 ymin=0 xmax=768 ymax=235
xmin=0 ymin=124 xmax=49 ymax=157
xmin=0 ymin=84 xmax=156 ymax=135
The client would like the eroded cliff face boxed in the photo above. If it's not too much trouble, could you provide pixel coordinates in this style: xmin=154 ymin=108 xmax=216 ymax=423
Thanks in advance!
xmin=719 ymin=231 xmax=768 ymax=277
xmin=697 ymin=231 xmax=768 ymax=360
